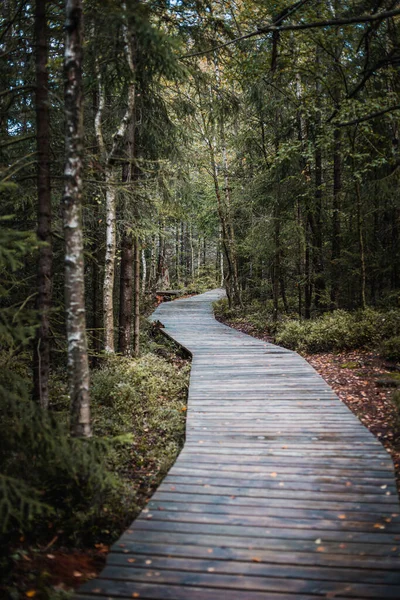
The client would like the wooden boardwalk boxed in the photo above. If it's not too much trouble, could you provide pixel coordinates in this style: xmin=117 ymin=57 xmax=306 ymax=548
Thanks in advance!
xmin=79 ymin=289 xmax=400 ymax=599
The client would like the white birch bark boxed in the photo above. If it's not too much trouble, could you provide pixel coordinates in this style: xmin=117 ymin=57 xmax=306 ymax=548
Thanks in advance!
xmin=103 ymin=166 xmax=117 ymax=352
xmin=141 ymin=248 xmax=146 ymax=292
xmin=63 ymin=0 xmax=91 ymax=437
xmin=95 ymin=6 xmax=135 ymax=353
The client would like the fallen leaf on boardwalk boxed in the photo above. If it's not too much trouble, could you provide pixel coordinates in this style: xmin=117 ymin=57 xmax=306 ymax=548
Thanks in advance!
xmin=315 ymin=538 xmax=322 ymax=544
xmin=338 ymin=514 xmax=346 ymax=519
xmin=94 ymin=543 xmax=109 ymax=553
xmin=316 ymin=546 xmax=326 ymax=552
xmin=145 ymin=560 xmax=152 ymax=565
xmin=128 ymin=558 xmax=136 ymax=563
xmin=207 ymin=549 xmax=213 ymax=553
xmin=252 ymin=557 xmax=261 ymax=562
xmin=132 ymin=594 xmax=140 ymax=598
xmin=270 ymin=472 xmax=277 ymax=477
xmin=207 ymin=567 xmax=215 ymax=572
xmin=374 ymin=523 xmax=385 ymax=529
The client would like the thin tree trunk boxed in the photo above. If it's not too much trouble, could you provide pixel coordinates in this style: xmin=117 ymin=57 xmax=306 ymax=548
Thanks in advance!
xmin=141 ymin=248 xmax=146 ymax=293
xmin=118 ymin=118 xmax=135 ymax=355
xmin=118 ymin=231 xmax=133 ymax=355
xmin=91 ymin=243 xmax=101 ymax=360
xmin=355 ymin=180 xmax=367 ymax=308
xmin=175 ymin=224 xmax=180 ymax=284
xmin=331 ymin=127 xmax=342 ymax=309
xmin=272 ymin=204 xmax=280 ymax=322
xmin=95 ymin=12 xmax=135 ymax=352
xmin=133 ymin=238 xmax=140 ymax=357
xmin=103 ymin=166 xmax=117 ymax=352
xmin=149 ymin=234 xmax=156 ymax=289
xmin=63 ymin=0 xmax=91 ymax=437
xmin=33 ymin=0 xmax=52 ymax=409
xmin=304 ymin=225 xmax=312 ymax=320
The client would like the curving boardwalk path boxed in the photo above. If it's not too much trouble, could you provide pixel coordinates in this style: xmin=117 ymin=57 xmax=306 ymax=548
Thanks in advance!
xmin=79 ymin=289 xmax=400 ymax=599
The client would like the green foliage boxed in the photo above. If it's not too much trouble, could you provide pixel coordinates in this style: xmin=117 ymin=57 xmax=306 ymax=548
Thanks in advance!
xmin=276 ymin=309 xmax=400 ymax=354
xmin=90 ymin=352 xmax=189 ymax=475
xmin=0 ymin=379 xmax=119 ymax=540
xmin=380 ymin=337 xmax=400 ymax=363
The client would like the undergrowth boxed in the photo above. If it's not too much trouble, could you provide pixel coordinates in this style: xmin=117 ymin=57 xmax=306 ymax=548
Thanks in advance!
xmin=214 ymin=297 xmax=400 ymax=360
xmin=0 ymin=329 xmax=190 ymax=598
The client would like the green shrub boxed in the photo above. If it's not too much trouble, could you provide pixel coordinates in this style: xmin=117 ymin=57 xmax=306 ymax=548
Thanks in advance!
xmin=380 ymin=337 xmax=400 ymax=363
xmin=0 ymin=371 xmax=120 ymax=541
xmin=275 ymin=309 xmax=400 ymax=354
xmin=275 ymin=319 xmax=311 ymax=352
xmin=90 ymin=353 xmax=189 ymax=468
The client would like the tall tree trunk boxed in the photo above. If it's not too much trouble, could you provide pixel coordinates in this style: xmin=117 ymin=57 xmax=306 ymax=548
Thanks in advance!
xmin=118 ymin=118 xmax=136 ymax=355
xmin=331 ymin=127 xmax=342 ymax=309
xmin=91 ymin=243 xmax=101 ymax=361
xmin=272 ymin=204 xmax=280 ymax=322
xmin=133 ymin=237 xmax=140 ymax=357
xmin=118 ymin=231 xmax=133 ymax=355
xmin=149 ymin=234 xmax=156 ymax=290
xmin=141 ymin=248 xmax=146 ymax=293
xmin=33 ymin=0 xmax=52 ymax=409
xmin=355 ymin=180 xmax=367 ymax=308
xmin=304 ymin=224 xmax=312 ymax=320
xmin=313 ymin=48 xmax=326 ymax=312
xmin=63 ymin=0 xmax=91 ymax=437
xmin=94 ymin=12 xmax=135 ymax=352
xmin=313 ymin=143 xmax=325 ymax=311
xmin=175 ymin=224 xmax=180 ymax=284
xmin=103 ymin=166 xmax=117 ymax=352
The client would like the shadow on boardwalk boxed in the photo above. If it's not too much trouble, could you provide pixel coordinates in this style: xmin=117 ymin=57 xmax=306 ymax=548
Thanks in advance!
xmin=78 ymin=289 xmax=400 ymax=599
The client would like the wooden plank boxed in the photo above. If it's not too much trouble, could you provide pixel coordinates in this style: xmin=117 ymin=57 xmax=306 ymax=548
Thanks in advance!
xmin=79 ymin=289 xmax=400 ymax=598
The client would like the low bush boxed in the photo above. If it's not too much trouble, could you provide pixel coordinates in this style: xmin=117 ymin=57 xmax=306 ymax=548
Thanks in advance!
xmin=275 ymin=309 xmax=400 ymax=355
xmin=1 ymin=342 xmax=190 ymax=561
xmin=380 ymin=337 xmax=400 ymax=363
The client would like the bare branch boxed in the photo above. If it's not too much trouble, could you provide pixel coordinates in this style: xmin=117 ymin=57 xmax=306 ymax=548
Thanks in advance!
xmin=335 ymin=104 xmax=400 ymax=128
xmin=181 ymin=8 xmax=400 ymax=59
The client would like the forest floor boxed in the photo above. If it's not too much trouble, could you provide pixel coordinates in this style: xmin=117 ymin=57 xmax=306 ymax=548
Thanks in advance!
xmin=216 ymin=316 xmax=400 ymax=495
xmin=3 ymin=327 xmax=190 ymax=599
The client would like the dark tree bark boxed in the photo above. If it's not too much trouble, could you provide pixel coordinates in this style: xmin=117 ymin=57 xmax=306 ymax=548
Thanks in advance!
xmin=63 ymin=0 xmax=91 ymax=437
xmin=313 ymin=143 xmax=326 ymax=311
xmin=304 ymin=223 xmax=312 ymax=320
xmin=312 ymin=49 xmax=326 ymax=312
xmin=272 ymin=204 xmax=280 ymax=322
xmin=118 ymin=119 xmax=135 ymax=356
xmin=118 ymin=231 xmax=133 ymax=355
xmin=33 ymin=0 xmax=53 ymax=409
xmin=331 ymin=127 xmax=342 ymax=309
xmin=133 ymin=237 xmax=140 ymax=357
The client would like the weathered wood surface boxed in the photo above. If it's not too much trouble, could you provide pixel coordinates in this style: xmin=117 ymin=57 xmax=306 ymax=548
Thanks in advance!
xmin=79 ymin=289 xmax=400 ymax=599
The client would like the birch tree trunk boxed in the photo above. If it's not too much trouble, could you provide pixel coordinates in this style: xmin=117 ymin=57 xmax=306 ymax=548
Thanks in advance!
xmin=95 ymin=11 xmax=135 ymax=353
xmin=33 ymin=0 xmax=52 ymax=409
xmin=103 ymin=166 xmax=117 ymax=353
xmin=63 ymin=0 xmax=91 ymax=438
xmin=141 ymin=248 xmax=146 ymax=292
